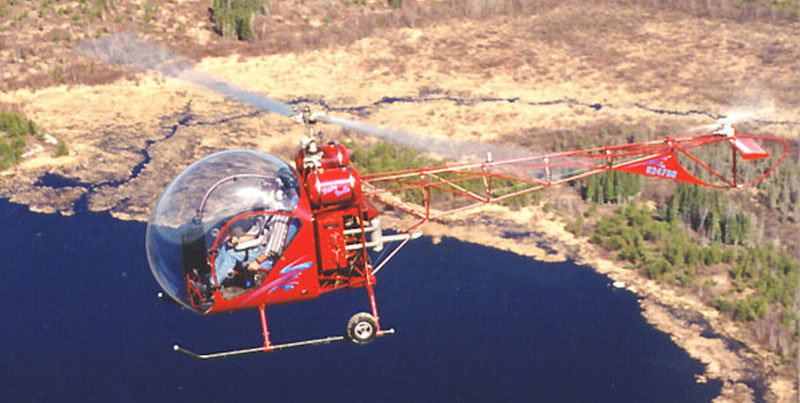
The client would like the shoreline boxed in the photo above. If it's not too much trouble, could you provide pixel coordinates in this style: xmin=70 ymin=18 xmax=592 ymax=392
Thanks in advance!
xmin=381 ymin=204 xmax=797 ymax=403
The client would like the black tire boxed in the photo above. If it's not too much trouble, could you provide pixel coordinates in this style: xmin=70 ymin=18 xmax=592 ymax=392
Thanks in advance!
xmin=347 ymin=312 xmax=377 ymax=344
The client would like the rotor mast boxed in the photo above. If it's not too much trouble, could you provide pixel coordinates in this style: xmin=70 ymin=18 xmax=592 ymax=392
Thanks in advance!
xmin=294 ymin=105 xmax=328 ymax=170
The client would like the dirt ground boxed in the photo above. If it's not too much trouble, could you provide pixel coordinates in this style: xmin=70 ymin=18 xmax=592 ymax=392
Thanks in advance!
xmin=0 ymin=1 xmax=798 ymax=401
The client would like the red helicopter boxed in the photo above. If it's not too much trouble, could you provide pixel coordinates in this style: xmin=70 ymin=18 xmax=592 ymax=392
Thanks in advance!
xmin=145 ymin=104 xmax=788 ymax=359
xmin=77 ymin=33 xmax=788 ymax=359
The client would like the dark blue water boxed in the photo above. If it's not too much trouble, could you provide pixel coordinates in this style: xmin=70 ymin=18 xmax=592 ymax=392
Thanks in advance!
xmin=0 ymin=199 xmax=721 ymax=402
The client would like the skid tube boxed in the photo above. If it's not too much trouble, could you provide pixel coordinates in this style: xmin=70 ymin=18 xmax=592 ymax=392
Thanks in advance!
xmin=173 ymin=329 xmax=396 ymax=360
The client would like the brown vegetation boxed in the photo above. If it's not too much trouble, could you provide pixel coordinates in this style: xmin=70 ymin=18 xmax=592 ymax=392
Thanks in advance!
xmin=622 ymin=0 xmax=800 ymax=21
xmin=2 ymin=0 xmax=798 ymax=92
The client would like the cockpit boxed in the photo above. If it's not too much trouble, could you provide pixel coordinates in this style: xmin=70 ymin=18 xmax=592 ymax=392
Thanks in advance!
xmin=146 ymin=150 xmax=302 ymax=313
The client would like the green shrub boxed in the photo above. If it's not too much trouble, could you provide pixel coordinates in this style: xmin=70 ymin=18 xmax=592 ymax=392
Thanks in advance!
xmin=0 ymin=140 xmax=15 ymax=170
xmin=712 ymin=297 xmax=730 ymax=312
xmin=604 ymin=234 xmax=626 ymax=251
xmin=53 ymin=139 xmax=68 ymax=157
xmin=143 ymin=3 xmax=153 ymax=22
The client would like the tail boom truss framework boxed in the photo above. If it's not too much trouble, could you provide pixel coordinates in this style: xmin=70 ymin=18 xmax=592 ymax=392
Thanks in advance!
xmin=361 ymin=131 xmax=788 ymax=231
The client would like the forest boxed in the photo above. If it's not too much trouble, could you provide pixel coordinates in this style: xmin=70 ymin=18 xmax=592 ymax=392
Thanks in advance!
xmin=584 ymin=183 xmax=798 ymax=357
xmin=0 ymin=110 xmax=39 ymax=170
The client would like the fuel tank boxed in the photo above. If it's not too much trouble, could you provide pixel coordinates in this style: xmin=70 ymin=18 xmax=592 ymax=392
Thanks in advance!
xmin=306 ymin=166 xmax=363 ymax=208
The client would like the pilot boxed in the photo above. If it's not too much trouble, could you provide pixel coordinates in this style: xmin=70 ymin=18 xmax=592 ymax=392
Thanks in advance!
xmin=210 ymin=177 xmax=298 ymax=289
xmin=213 ymin=217 xmax=273 ymax=287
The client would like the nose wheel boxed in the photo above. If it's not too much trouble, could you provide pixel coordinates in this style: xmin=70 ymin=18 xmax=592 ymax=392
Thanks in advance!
xmin=347 ymin=312 xmax=378 ymax=344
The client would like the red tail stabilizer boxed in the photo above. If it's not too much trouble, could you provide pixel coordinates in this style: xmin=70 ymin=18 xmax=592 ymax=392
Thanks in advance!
xmin=732 ymin=138 xmax=770 ymax=160
xmin=614 ymin=152 xmax=710 ymax=186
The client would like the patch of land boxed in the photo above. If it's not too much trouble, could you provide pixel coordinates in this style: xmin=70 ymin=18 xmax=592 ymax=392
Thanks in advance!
xmin=0 ymin=1 xmax=797 ymax=401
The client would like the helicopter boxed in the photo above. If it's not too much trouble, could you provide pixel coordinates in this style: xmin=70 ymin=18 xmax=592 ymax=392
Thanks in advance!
xmin=145 ymin=102 xmax=788 ymax=359
xmin=93 ymin=33 xmax=786 ymax=359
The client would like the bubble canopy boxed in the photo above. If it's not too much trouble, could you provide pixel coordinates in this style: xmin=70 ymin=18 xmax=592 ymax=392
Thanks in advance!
xmin=146 ymin=150 xmax=300 ymax=313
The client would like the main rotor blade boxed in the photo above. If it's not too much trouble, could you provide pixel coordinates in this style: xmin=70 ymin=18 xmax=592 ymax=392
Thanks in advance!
xmin=79 ymin=34 xmax=293 ymax=117
xmin=181 ymin=70 xmax=293 ymax=117
xmin=319 ymin=115 xmax=581 ymax=180
xmin=320 ymin=115 xmax=528 ymax=161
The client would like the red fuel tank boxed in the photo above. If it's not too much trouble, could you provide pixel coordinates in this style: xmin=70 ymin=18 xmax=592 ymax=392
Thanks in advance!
xmin=320 ymin=143 xmax=350 ymax=169
xmin=307 ymin=166 xmax=362 ymax=208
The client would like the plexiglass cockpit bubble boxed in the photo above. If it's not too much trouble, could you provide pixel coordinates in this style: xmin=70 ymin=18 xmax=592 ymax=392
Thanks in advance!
xmin=146 ymin=150 xmax=299 ymax=313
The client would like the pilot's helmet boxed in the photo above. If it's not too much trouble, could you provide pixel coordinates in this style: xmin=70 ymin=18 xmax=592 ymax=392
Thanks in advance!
xmin=231 ymin=226 xmax=246 ymax=237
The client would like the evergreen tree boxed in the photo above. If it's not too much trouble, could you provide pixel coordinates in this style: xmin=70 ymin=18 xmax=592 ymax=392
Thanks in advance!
xmin=603 ymin=174 xmax=615 ymax=203
xmin=666 ymin=194 xmax=679 ymax=223
xmin=584 ymin=176 xmax=596 ymax=202
xmin=213 ymin=0 xmax=263 ymax=41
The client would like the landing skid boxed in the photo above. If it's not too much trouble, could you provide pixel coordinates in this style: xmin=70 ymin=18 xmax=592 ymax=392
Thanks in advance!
xmin=175 ymin=269 xmax=391 ymax=360
xmin=174 ymin=329 xmax=395 ymax=360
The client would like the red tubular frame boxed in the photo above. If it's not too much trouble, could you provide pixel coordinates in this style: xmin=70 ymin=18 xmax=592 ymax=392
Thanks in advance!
xmin=259 ymin=304 xmax=272 ymax=350
xmin=361 ymin=131 xmax=788 ymax=231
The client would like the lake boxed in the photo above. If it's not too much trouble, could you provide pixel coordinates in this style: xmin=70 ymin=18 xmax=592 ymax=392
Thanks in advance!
xmin=0 ymin=199 xmax=721 ymax=402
